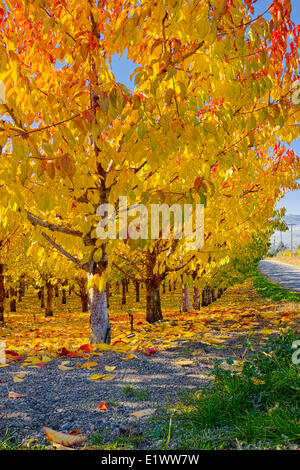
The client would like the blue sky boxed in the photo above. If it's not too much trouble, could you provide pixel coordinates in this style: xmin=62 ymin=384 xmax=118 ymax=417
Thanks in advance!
xmin=110 ymin=0 xmax=300 ymax=215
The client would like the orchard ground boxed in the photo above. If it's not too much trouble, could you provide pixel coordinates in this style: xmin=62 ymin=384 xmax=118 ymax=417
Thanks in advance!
xmin=0 ymin=278 xmax=299 ymax=450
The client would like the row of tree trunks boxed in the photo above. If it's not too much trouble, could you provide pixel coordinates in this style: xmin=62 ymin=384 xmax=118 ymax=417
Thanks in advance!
xmin=182 ymin=284 xmax=225 ymax=312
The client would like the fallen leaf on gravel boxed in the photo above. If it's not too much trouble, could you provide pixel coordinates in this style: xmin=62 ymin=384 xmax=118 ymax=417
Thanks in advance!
xmin=80 ymin=361 xmax=98 ymax=369
xmin=43 ymin=427 xmax=87 ymax=447
xmin=131 ymin=409 xmax=155 ymax=418
xmin=105 ymin=366 xmax=116 ymax=372
xmin=13 ymin=373 xmax=26 ymax=383
xmin=22 ymin=356 xmax=45 ymax=367
xmin=66 ymin=351 xmax=87 ymax=358
xmin=58 ymin=361 xmax=74 ymax=371
xmin=144 ymin=348 xmax=157 ymax=356
xmin=174 ymin=359 xmax=194 ymax=366
xmin=89 ymin=374 xmax=106 ymax=380
xmin=9 ymin=391 xmax=23 ymax=399
xmin=89 ymin=373 xmax=115 ymax=381
xmin=97 ymin=401 xmax=108 ymax=411
xmin=120 ymin=353 xmax=137 ymax=361
xmin=0 ymin=364 xmax=9 ymax=368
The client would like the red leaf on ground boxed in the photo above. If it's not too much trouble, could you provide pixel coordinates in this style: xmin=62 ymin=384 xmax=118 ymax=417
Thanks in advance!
xmin=66 ymin=351 xmax=87 ymax=358
xmin=112 ymin=340 xmax=127 ymax=346
xmin=77 ymin=344 xmax=93 ymax=352
xmin=58 ymin=347 xmax=70 ymax=356
xmin=144 ymin=348 xmax=158 ymax=356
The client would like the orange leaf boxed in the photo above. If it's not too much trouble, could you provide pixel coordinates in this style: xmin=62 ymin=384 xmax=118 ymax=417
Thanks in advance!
xmin=97 ymin=401 xmax=108 ymax=411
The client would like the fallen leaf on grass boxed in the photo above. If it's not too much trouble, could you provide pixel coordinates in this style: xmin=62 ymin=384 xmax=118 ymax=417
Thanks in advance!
xmin=251 ymin=377 xmax=265 ymax=385
xmin=43 ymin=427 xmax=86 ymax=447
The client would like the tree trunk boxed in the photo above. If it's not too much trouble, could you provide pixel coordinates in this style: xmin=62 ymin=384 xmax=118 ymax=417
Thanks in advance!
xmin=182 ymin=284 xmax=190 ymax=312
xmin=0 ymin=264 xmax=4 ymax=322
xmin=9 ymin=287 xmax=16 ymax=312
xmin=121 ymin=279 xmax=126 ymax=306
xmin=193 ymin=286 xmax=200 ymax=310
xmin=88 ymin=274 xmax=111 ymax=344
xmin=202 ymin=284 xmax=211 ymax=306
xmin=45 ymin=283 xmax=53 ymax=317
xmin=126 ymin=278 xmax=129 ymax=292
xmin=162 ymin=282 xmax=166 ymax=294
xmin=81 ymin=290 xmax=88 ymax=312
xmin=18 ymin=279 xmax=25 ymax=301
xmin=217 ymin=288 xmax=223 ymax=298
xmin=135 ymin=280 xmax=140 ymax=302
xmin=106 ymin=282 xmax=110 ymax=309
xmin=55 ymin=285 xmax=59 ymax=297
xmin=62 ymin=283 xmax=67 ymax=304
xmin=40 ymin=286 xmax=45 ymax=308
xmin=146 ymin=281 xmax=162 ymax=323
xmin=211 ymin=289 xmax=216 ymax=302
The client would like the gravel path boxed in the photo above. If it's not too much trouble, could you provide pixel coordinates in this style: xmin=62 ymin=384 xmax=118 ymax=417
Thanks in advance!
xmin=259 ymin=259 xmax=300 ymax=292
xmin=0 ymin=337 xmax=243 ymax=448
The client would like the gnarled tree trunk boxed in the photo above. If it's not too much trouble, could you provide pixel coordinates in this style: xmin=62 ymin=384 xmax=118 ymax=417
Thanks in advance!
xmin=146 ymin=281 xmax=162 ymax=323
xmin=88 ymin=272 xmax=111 ymax=344
xmin=145 ymin=251 xmax=163 ymax=323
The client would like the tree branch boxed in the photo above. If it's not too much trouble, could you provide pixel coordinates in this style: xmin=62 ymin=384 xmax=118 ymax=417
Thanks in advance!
xmin=27 ymin=211 xmax=83 ymax=238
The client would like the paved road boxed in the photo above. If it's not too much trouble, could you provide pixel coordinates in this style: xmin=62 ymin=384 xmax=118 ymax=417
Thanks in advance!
xmin=258 ymin=259 xmax=300 ymax=292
